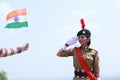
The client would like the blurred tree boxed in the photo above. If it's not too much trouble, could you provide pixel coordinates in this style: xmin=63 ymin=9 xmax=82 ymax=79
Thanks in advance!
xmin=0 ymin=71 xmax=8 ymax=80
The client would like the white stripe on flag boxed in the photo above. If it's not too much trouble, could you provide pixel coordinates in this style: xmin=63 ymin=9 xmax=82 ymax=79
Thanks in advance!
xmin=7 ymin=16 xmax=27 ymax=23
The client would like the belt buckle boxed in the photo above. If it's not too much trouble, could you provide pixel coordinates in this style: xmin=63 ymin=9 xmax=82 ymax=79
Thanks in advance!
xmin=81 ymin=69 xmax=85 ymax=73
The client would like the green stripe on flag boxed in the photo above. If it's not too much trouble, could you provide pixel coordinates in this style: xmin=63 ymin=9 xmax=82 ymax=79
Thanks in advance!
xmin=5 ymin=21 xmax=28 ymax=28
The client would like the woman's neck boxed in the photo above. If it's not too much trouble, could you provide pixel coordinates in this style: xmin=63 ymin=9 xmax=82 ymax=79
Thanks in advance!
xmin=81 ymin=45 xmax=89 ymax=51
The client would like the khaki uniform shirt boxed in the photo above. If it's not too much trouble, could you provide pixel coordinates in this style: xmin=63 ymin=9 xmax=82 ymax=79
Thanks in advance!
xmin=59 ymin=46 xmax=100 ymax=80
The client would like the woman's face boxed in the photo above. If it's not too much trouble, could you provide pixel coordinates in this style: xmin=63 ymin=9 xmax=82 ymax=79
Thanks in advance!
xmin=78 ymin=35 xmax=90 ymax=46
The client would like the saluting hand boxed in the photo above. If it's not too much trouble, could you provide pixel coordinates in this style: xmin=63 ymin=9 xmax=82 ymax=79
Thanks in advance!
xmin=62 ymin=36 xmax=78 ymax=50
xmin=66 ymin=36 xmax=78 ymax=46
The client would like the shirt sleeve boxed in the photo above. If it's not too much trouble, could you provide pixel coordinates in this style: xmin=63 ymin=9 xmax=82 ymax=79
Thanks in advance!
xmin=59 ymin=48 xmax=74 ymax=57
xmin=93 ymin=51 xmax=100 ymax=74
xmin=0 ymin=47 xmax=22 ymax=57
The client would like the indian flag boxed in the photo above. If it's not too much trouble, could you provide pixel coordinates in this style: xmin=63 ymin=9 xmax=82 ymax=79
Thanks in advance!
xmin=5 ymin=8 xmax=28 ymax=28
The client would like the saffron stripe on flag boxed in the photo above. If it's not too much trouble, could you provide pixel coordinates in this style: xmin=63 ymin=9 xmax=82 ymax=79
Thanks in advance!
xmin=6 ymin=8 xmax=26 ymax=21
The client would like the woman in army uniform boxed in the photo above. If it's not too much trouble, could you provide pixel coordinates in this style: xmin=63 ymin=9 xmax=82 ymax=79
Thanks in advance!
xmin=0 ymin=42 xmax=29 ymax=57
xmin=56 ymin=19 xmax=100 ymax=80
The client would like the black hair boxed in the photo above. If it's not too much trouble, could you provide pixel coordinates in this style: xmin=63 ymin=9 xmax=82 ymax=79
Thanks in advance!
xmin=87 ymin=39 xmax=91 ymax=46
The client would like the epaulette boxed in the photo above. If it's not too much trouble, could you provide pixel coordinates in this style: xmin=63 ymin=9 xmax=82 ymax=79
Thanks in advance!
xmin=90 ymin=48 xmax=97 ymax=55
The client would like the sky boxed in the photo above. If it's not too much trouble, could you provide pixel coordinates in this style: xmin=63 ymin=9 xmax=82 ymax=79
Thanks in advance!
xmin=0 ymin=0 xmax=120 ymax=80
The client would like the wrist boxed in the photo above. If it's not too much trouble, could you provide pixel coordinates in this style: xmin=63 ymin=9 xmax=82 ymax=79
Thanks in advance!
xmin=61 ymin=44 xmax=69 ymax=50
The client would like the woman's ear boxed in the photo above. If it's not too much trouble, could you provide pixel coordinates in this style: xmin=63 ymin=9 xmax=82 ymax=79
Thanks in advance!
xmin=87 ymin=38 xmax=90 ymax=42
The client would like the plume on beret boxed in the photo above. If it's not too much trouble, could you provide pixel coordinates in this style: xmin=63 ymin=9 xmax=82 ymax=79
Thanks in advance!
xmin=80 ymin=18 xmax=85 ymax=30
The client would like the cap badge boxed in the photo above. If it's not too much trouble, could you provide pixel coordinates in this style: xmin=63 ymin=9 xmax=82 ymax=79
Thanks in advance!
xmin=82 ymin=30 xmax=86 ymax=34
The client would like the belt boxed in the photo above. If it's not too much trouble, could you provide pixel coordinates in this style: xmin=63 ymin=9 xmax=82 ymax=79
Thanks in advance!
xmin=74 ymin=69 xmax=88 ymax=78
xmin=74 ymin=68 xmax=94 ymax=78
